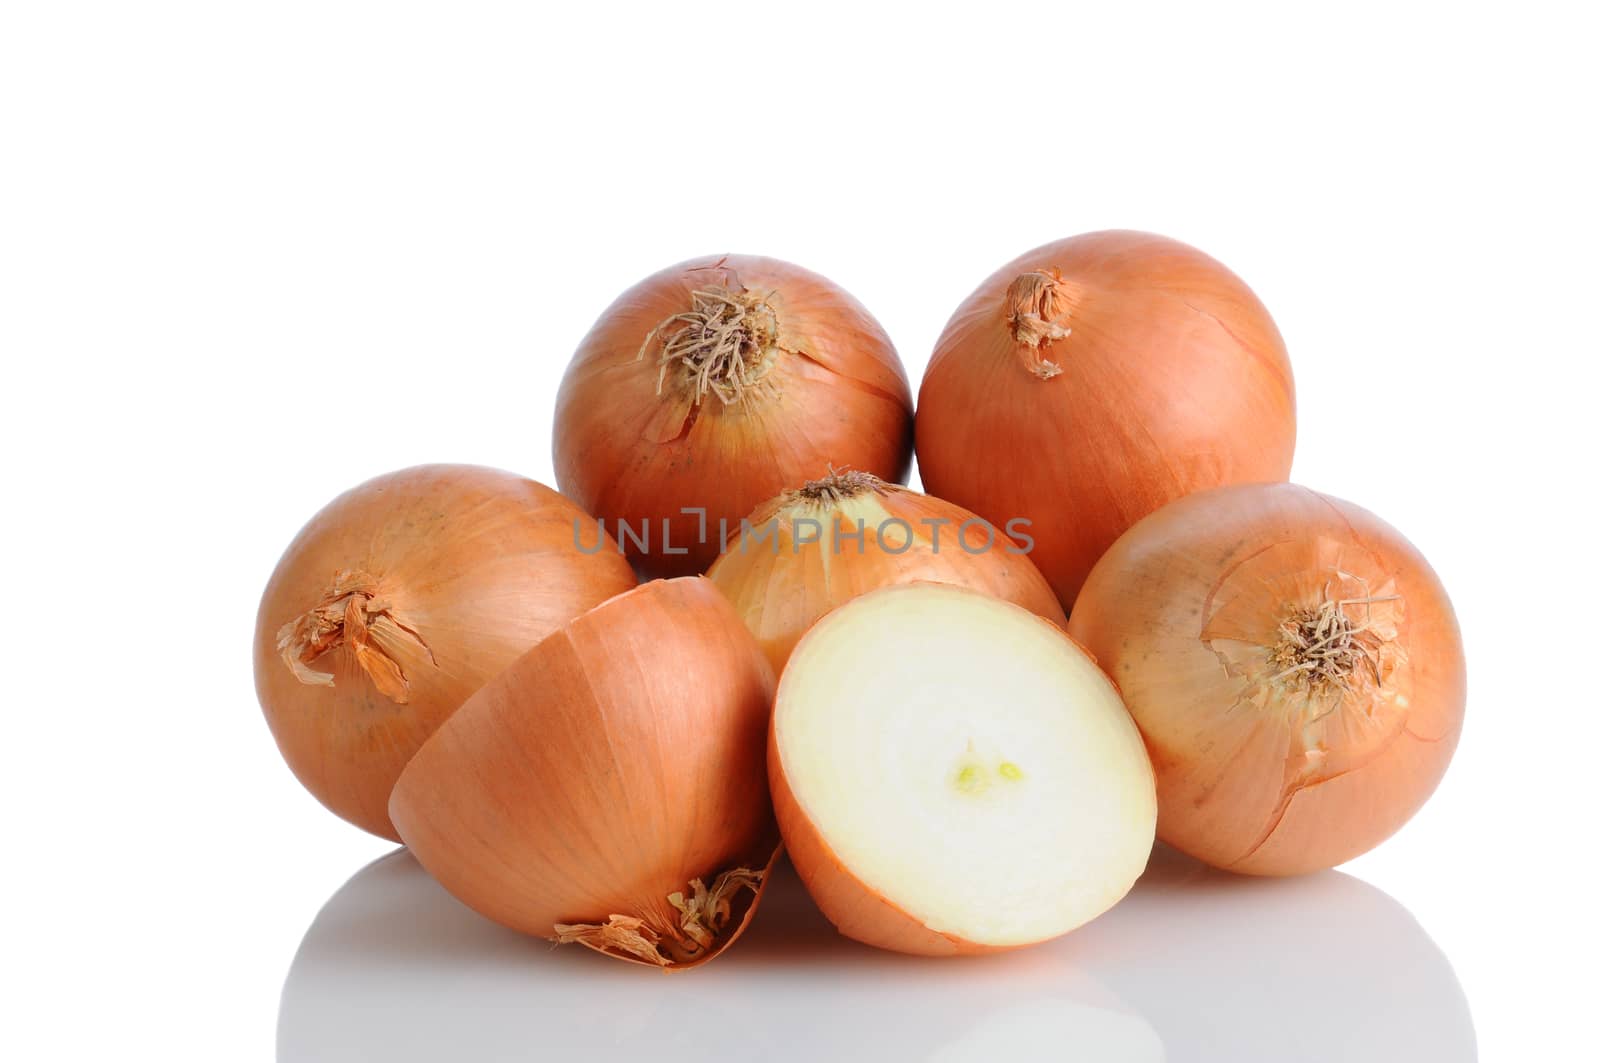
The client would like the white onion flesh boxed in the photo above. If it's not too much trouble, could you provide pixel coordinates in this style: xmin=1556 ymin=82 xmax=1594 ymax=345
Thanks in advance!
xmin=775 ymin=584 xmax=1156 ymax=948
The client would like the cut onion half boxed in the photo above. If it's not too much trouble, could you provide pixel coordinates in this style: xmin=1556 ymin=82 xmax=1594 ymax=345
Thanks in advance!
xmin=770 ymin=583 xmax=1155 ymax=956
xmin=389 ymin=577 xmax=778 ymax=970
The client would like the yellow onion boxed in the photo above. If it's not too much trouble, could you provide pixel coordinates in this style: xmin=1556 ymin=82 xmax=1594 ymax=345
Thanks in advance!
xmin=1067 ymin=483 xmax=1466 ymax=875
xmin=389 ymin=577 xmax=778 ymax=970
xmin=917 ymin=230 xmax=1296 ymax=607
xmin=254 ymin=465 xmax=634 ymax=840
xmin=554 ymin=254 xmax=914 ymax=578
xmin=708 ymin=469 xmax=1065 ymax=673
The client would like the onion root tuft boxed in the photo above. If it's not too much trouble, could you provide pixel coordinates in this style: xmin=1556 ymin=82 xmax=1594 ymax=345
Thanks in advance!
xmin=1267 ymin=593 xmax=1403 ymax=699
xmin=553 ymin=864 xmax=766 ymax=967
xmin=637 ymin=287 xmax=781 ymax=405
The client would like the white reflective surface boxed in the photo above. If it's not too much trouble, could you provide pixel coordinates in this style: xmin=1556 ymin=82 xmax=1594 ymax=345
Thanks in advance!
xmin=279 ymin=847 xmax=1474 ymax=1062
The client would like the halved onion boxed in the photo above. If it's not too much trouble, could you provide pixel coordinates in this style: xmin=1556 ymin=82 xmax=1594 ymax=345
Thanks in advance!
xmin=707 ymin=469 xmax=1065 ymax=673
xmin=554 ymin=254 xmax=914 ymax=577
xmin=390 ymin=577 xmax=778 ymax=970
xmin=254 ymin=465 xmax=635 ymax=840
xmin=1067 ymin=483 xmax=1466 ymax=875
xmin=770 ymin=583 xmax=1155 ymax=955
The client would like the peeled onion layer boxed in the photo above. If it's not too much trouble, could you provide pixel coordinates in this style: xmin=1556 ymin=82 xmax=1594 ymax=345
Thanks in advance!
xmin=708 ymin=469 xmax=1065 ymax=674
xmin=254 ymin=464 xmax=635 ymax=840
xmin=916 ymin=230 xmax=1296 ymax=607
xmin=1067 ymin=483 xmax=1466 ymax=876
xmin=771 ymin=583 xmax=1156 ymax=955
xmin=554 ymin=255 xmax=914 ymax=577
xmin=389 ymin=577 xmax=779 ymax=971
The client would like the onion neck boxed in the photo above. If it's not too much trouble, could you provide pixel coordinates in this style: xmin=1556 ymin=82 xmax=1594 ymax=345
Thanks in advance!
xmin=638 ymin=286 xmax=782 ymax=406
xmin=1004 ymin=270 xmax=1081 ymax=379
xmin=275 ymin=569 xmax=433 ymax=704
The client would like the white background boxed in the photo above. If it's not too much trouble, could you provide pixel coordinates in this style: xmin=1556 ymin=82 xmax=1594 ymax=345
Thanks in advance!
xmin=4 ymin=2 xmax=1595 ymax=1060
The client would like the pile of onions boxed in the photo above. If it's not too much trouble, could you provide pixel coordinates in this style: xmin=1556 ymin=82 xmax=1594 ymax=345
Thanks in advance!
xmin=554 ymin=255 xmax=914 ymax=578
xmin=916 ymin=230 xmax=1297 ymax=607
xmin=254 ymin=465 xmax=635 ymax=840
xmin=1067 ymin=483 xmax=1466 ymax=875
xmin=390 ymin=578 xmax=777 ymax=970
xmin=252 ymin=232 xmax=1471 ymax=971
xmin=707 ymin=469 xmax=1064 ymax=672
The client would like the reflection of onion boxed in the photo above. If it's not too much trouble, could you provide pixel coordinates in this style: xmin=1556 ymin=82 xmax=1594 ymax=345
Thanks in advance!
xmin=277 ymin=852 xmax=1151 ymax=1061
xmin=1074 ymin=847 xmax=1478 ymax=1061
xmin=279 ymin=848 xmax=1473 ymax=1062
xmin=924 ymin=1000 xmax=1163 ymax=1063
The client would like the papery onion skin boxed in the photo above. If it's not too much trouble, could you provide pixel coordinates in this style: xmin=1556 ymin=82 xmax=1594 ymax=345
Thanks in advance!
xmin=916 ymin=230 xmax=1296 ymax=608
xmin=708 ymin=470 xmax=1065 ymax=674
xmin=554 ymin=254 xmax=914 ymax=579
xmin=254 ymin=465 xmax=634 ymax=841
xmin=389 ymin=577 xmax=779 ymax=971
xmin=1066 ymin=483 xmax=1466 ymax=876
